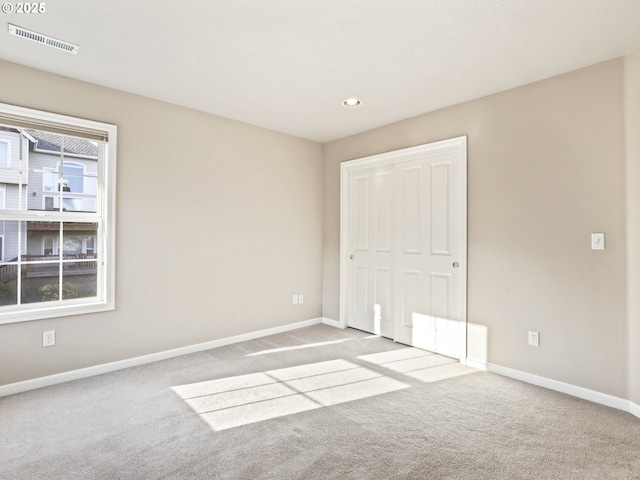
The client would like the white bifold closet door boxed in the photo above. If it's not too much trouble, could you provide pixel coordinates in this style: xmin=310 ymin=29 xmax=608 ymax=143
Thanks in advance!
xmin=344 ymin=137 xmax=466 ymax=359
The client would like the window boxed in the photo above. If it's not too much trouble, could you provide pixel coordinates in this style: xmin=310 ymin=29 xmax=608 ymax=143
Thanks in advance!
xmin=0 ymin=140 xmax=9 ymax=167
xmin=43 ymin=236 xmax=55 ymax=256
xmin=0 ymin=103 xmax=116 ymax=324
xmin=85 ymin=236 xmax=96 ymax=256
xmin=42 ymin=160 xmax=98 ymax=212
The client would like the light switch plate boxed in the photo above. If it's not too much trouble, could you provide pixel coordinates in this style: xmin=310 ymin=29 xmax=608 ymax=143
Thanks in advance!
xmin=591 ymin=233 xmax=605 ymax=250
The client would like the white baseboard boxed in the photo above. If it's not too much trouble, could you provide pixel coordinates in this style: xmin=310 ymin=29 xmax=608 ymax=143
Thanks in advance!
xmin=0 ymin=317 xmax=324 ymax=398
xmin=460 ymin=358 xmax=488 ymax=371
xmin=322 ymin=317 xmax=344 ymax=329
xmin=473 ymin=360 xmax=639 ymax=419
xmin=5 ymin=323 xmax=639 ymax=423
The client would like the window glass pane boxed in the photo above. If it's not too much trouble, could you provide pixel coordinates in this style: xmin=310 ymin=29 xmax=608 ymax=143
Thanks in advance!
xmin=85 ymin=236 xmax=96 ymax=255
xmin=66 ymin=195 xmax=96 ymax=213
xmin=43 ymin=236 xmax=55 ymax=255
xmin=62 ymin=197 xmax=84 ymax=212
xmin=0 ymin=142 xmax=8 ymax=167
xmin=62 ymin=135 xmax=98 ymax=157
xmin=62 ymin=222 xmax=98 ymax=299
xmin=62 ymin=162 xmax=84 ymax=193
xmin=23 ymin=221 xmax=59 ymax=303
xmin=15 ymin=130 xmax=99 ymax=212
xmin=62 ymin=222 xmax=98 ymax=256
xmin=1 ymin=220 xmax=24 ymax=261
xmin=86 ymin=198 xmax=97 ymax=212
xmin=27 ymin=221 xmax=60 ymax=257
xmin=21 ymin=271 xmax=60 ymax=304
xmin=63 ymin=236 xmax=82 ymax=254
xmin=0 ymin=220 xmax=20 ymax=306
xmin=41 ymin=169 xmax=57 ymax=192
xmin=37 ymin=194 xmax=97 ymax=213
xmin=62 ymin=163 xmax=83 ymax=175
xmin=0 ymin=276 xmax=17 ymax=306
xmin=63 ymin=263 xmax=97 ymax=299
xmin=85 ymin=175 xmax=97 ymax=196
xmin=22 ymin=220 xmax=61 ymax=304
xmin=0 ymin=130 xmax=24 ymax=191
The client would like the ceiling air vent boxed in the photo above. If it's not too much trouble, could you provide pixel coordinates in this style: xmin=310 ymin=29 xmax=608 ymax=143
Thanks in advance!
xmin=8 ymin=24 xmax=79 ymax=54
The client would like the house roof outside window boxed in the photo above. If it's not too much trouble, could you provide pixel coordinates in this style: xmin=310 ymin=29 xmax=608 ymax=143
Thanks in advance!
xmin=25 ymin=130 xmax=97 ymax=159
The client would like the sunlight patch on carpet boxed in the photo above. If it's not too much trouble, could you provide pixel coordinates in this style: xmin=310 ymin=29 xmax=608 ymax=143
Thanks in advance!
xmin=245 ymin=338 xmax=351 ymax=357
xmin=358 ymin=348 xmax=477 ymax=383
xmin=172 ymin=359 xmax=409 ymax=431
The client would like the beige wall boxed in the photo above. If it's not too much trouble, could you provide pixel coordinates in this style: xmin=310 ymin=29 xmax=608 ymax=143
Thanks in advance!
xmin=0 ymin=60 xmax=323 ymax=385
xmin=626 ymin=48 xmax=640 ymax=405
xmin=1 ymin=54 xmax=637 ymax=404
xmin=324 ymin=59 xmax=629 ymax=398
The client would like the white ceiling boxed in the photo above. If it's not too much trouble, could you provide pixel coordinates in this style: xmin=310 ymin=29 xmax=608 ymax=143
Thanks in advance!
xmin=2 ymin=1 xmax=640 ymax=143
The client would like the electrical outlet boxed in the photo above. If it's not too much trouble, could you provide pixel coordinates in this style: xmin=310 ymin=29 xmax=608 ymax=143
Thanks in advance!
xmin=292 ymin=294 xmax=298 ymax=305
xmin=528 ymin=330 xmax=540 ymax=347
xmin=43 ymin=330 xmax=56 ymax=347
xmin=298 ymin=294 xmax=304 ymax=304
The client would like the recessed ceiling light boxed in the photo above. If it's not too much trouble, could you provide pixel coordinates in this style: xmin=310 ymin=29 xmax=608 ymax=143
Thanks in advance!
xmin=342 ymin=98 xmax=362 ymax=108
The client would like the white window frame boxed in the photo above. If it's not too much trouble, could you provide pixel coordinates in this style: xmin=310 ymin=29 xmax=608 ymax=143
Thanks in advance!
xmin=0 ymin=103 xmax=116 ymax=324
xmin=0 ymin=139 xmax=10 ymax=167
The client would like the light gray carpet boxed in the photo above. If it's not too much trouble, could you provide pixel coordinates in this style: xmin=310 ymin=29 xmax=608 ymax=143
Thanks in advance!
xmin=1 ymin=324 xmax=638 ymax=479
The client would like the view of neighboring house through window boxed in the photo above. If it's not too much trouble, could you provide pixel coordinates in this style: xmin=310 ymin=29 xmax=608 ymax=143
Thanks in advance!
xmin=0 ymin=104 xmax=116 ymax=323
xmin=0 ymin=139 xmax=9 ymax=167
xmin=0 ymin=184 xmax=4 ymax=262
